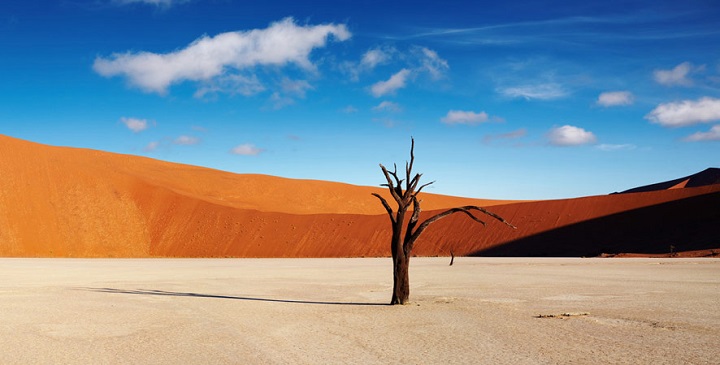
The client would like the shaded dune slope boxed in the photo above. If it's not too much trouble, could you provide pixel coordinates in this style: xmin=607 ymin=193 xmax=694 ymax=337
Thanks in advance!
xmin=1 ymin=134 xmax=718 ymax=257
xmin=467 ymin=186 xmax=720 ymax=257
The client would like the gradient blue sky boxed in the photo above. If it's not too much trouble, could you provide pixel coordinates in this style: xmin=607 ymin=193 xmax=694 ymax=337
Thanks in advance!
xmin=1 ymin=0 xmax=719 ymax=199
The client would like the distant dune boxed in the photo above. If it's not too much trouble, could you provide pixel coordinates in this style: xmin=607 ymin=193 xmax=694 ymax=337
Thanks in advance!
xmin=617 ymin=167 xmax=720 ymax=194
xmin=1 ymin=134 xmax=718 ymax=258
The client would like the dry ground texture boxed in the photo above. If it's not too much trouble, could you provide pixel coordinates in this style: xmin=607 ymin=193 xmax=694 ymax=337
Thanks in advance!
xmin=1 ymin=258 xmax=718 ymax=364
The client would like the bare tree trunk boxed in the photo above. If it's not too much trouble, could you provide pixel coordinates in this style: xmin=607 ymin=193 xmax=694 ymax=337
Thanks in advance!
xmin=390 ymin=212 xmax=410 ymax=305
xmin=391 ymin=250 xmax=410 ymax=305
xmin=374 ymin=138 xmax=515 ymax=305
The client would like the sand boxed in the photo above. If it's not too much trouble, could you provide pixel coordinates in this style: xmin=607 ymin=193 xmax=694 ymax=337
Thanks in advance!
xmin=2 ymin=134 xmax=719 ymax=258
xmin=1 ymin=258 xmax=718 ymax=364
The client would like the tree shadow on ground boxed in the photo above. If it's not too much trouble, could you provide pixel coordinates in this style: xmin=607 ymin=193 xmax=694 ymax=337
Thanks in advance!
xmin=80 ymin=287 xmax=390 ymax=306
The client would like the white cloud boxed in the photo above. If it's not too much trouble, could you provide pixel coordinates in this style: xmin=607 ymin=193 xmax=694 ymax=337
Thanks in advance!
xmin=343 ymin=46 xmax=395 ymax=82
xmin=645 ymin=97 xmax=720 ymax=127
xmin=120 ymin=117 xmax=151 ymax=133
xmin=173 ymin=135 xmax=200 ymax=145
xmin=596 ymin=143 xmax=636 ymax=151
xmin=372 ymin=101 xmax=402 ymax=113
xmin=231 ymin=144 xmax=264 ymax=155
xmin=684 ymin=125 xmax=720 ymax=142
xmin=597 ymin=91 xmax=634 ymax=107
xmin=94 ymin=18 xmax=350 ymax=95
xmin=360 ymin=47 xmax=393 ymax=69
xmin=499 ymin=83 xmax=567 ymax=100
xmin=441 ymin=110 xmax=489 ymax=125
xmin=370 ymin=69 xmax=411 ymax=97
xmin=416 ymin=47 xmax=449 ymax=79
xmin=653 ymin=62 xmax=699 ymax=86
xmin=547 ymin=125 xmax=597 ymax=146
xmin=143 ymin=141 xmax=160 ymax=152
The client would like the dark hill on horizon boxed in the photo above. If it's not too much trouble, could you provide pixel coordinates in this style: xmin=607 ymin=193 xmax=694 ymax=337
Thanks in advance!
xmin=617 ymin=168 xmax=720 ymax=194
xmin=1 ymin=134 xmax=718 ymax=258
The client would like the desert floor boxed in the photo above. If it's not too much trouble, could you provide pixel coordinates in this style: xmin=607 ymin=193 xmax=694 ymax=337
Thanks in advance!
xmin=1 ymin=257 xmax=718 ymax=364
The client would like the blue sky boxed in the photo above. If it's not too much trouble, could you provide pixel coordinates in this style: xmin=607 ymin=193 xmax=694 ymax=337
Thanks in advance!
xmin=1 ymin=0 xmax=719 ymax=199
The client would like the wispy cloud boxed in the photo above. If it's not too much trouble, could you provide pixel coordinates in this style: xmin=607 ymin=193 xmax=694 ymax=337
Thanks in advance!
xmin=361 ymin=47 xmax=394 ymax=69
xmin=547 ymin=125 xmax=597 ymax=146
xmin=341 ymin=105 xmax=358 ymax=113
xmin=120 ymin=117 xmax=152 ymax=133
xmin=94 ymin=18 xmax=350 ymax=95
xmin=499 ymin=83 xmax=567 ymax=100
xmin=231 ymin=144 xmax=264 ymax=155
xmin=595 ymin=143 xmax=636 ymax=151
xmin=113 ymin=0 xmax=190 ymax=7
xmin=342 ymin=46 xmax=396 ymax=82
xmin=441 ymin=110 xmax=489 ymax=125
xmin=264 ymin=78 xmax=315 ymax=109
xmin=173 ymin=135 xmax=200 ymax=145
xmin=280 ymin=78 xmax=313 ymax=98
xmin=404 ymin=13 xmax=720 ymax=47
xmin=497 ymin=128 xmax=527 ymax=139
xmin=597 ymin=91 xmax=634 ymax=107
xmin=483 ymin=128 xmax=527 ymax=144
xmin=269 ymin=92 xmax=295 ymax=109
xmin=372 ymin=101 xmax=402 ymax=113
xmin=370 ymin=69 xmax=411 ymax=97
xmin=143 ymin=141 xmax=160 ymax=152
xmin=415 ymin=47 xmax=449 ymax=80
xmin=194 ymin=74 xmax=265 ymax=99
xmin=653 ymin=62 xmax=698 ymax=87
xmin=645 ymin=97 xmax=720 ymax=127
xmin=683 ymin=125 xmax=720 ymax=142
xmin=372 ymin=117 xmax=399 ymax=128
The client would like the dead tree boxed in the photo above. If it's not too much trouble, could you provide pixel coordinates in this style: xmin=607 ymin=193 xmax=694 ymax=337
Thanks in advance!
xmin=373 ymin=138 xmax=515 ymax=305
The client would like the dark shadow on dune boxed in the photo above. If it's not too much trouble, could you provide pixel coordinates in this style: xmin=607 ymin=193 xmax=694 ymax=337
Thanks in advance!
xmin=470 ymin=191 xmax=720 ymax=257
xmin=80 ymin=287 xmax=390 ymax=306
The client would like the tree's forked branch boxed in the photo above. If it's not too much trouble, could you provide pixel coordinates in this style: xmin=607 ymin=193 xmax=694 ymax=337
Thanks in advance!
xmin=371 ymin=193 xmax=396 ymax=225
xmin=409 ymin=195 xmax=421 ymax=225
xmin=406 ymin=205 xmax=516 ymax=252
xmin=407 ymin=173 xmax=422 ymax=194
xmin=379 ymin=164 xmax=402 ymax=203
xmin=415 ymin=180 xmax=435 ymax=195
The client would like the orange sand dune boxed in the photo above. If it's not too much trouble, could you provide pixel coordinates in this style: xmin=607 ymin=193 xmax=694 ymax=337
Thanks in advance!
xmin=0 ymin=134 xmax=515 ymax=257
xmin=1 ymin=134 xmax=718 ymax=258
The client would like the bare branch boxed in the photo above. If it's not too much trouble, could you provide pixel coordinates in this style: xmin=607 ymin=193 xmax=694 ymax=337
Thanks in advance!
xmin=372 ymin=193 xmax=396 ymax=225
xmin=415 ymin=180 xmax=435 ymax=195
xmin=402 ymin=187 xmax=423 ymax=255
xmin=409 ymin=137 xmax=415 ymax=173
xmin=379 ymin=164 xmax=402 ymax=203
xmin=409 ymin=196 xmax=421 ymax=225
xmin=406 ymin=205 xmax=516 ymax=252
xmin=407 ymin=173 xmax=423 ymax=193
xmin=390 ymin=163 xmax=403 ymax=187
